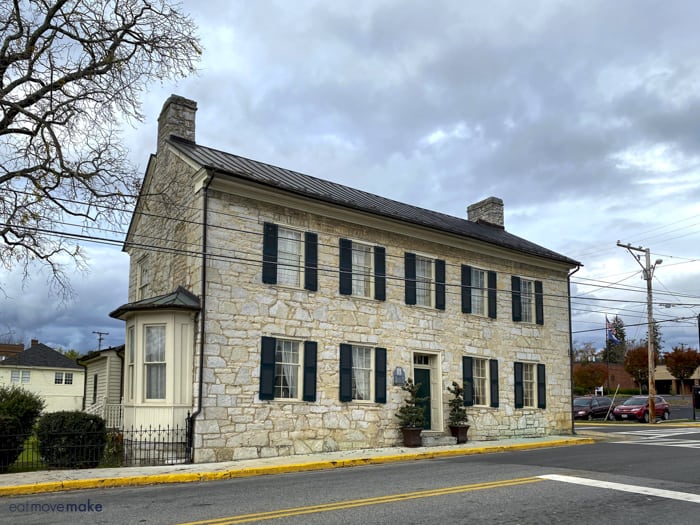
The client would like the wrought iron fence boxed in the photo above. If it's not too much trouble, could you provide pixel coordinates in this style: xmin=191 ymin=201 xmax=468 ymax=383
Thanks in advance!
xmin=1 ymin=424 xmax=190 ymax=473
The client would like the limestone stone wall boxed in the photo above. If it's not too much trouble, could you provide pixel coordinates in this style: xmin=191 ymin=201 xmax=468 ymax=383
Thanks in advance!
xmin=191 ymin=188 xmax=575 ymax=462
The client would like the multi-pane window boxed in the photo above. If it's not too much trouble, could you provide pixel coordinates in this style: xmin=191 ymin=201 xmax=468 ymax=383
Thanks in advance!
xmin=21 ymin=370 xmax=30 ymax=383
xmin=522 ymin=363 xmax=535 ymax=408
xmin=137 ymin=257 xmax=149 ymax=300
xmin=415 ymin=255 xmax=433 ymax=307
xmin=65 ymin=373 xmax=73 ymax=385
xmin=520 ymin=279 xmax=534 ymax=323
xmin=471 ymin=268 xmax=486 ymax=316
xmin=127 ymin=326 xmax=135 ymax=401
xmin=54 ymin=372 xmax=74 ymax=385
xmin=274 ymin=339 xmax=300 ymax=398
xmin=351 ymin=346 xmax=372 ymax=400
xmin=10 ymin=370 xmax=19 ymax=383
xmin=351 ymin=244 xmax=373 ymax=298
xmin=55 ymin=372 xmax=63 ymax=384
xmin=473 ymin=358 xmax=488 ymax=406
xmin=277 ymin=228 xmax=302 ymax=286
xmin=145 ymin=325 xmax=166 ymax=400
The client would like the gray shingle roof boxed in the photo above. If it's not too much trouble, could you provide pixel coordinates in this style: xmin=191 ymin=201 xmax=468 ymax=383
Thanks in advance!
xmin=0 ymin=343 xmax=82 ymax=370
xmin=110 ymin=286 xmax=201 ymax=319
xmin=168 ymin=136 xmax=580 ymax=267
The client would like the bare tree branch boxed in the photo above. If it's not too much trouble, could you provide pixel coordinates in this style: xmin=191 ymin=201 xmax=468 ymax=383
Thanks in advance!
xmin=0 ymin=0 xmax=201 ymax=296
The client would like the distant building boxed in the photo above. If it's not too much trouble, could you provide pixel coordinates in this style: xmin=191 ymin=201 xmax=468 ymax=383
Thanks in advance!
xmin=0 ymin=343 xmax=23 ymax=361
xmin=0 ymin=339 xmax=85 ymax=412
xmin=81 ymin=345 xmax=124 ymax=428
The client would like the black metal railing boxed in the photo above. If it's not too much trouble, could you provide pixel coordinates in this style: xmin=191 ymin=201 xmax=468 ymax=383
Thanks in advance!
xmin=1 ymin=424 xmax=190 ymax=473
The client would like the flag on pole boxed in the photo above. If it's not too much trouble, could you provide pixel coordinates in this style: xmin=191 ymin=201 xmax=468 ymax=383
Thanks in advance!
xmin=606 ymin=316 xmax=620 ymax=344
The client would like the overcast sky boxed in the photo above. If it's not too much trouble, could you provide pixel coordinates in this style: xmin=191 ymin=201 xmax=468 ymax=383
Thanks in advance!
xmin=2 ymin=0 xmax=700 ymax=356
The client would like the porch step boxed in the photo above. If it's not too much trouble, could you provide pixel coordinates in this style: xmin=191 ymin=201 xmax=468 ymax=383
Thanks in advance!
xmin=421 ymin=432 xmax=458 ymax=447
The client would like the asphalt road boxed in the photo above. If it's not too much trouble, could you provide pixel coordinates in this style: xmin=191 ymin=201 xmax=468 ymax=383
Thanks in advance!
xmin=3 ymin=425 xmax=700 ymax=525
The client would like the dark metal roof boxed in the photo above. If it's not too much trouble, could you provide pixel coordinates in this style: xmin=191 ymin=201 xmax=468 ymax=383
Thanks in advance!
xmin=110 ymin=286 xmax=201 ymax=319
xmin=0 ymin=343 xmax=82 ymax=370
xmin=169 ymin=136 xmax=580 ymax=267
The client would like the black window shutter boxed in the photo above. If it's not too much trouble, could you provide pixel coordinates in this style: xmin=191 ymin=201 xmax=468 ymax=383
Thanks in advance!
xmin=302 ymin=341 xmax=317 ymax=401
xmin=339 ymin=238 xmax=353 ymax=295
xmin=461 ymin=265 xmax=472 ymax=314
xmin=537 ymin=364 xmax=546 ymax=409
xmin=511 ymin=276 xmax=522 ymax=322
xmin=259 ymin=336 xmax=276 ymax=400
xmin=435 ymin=259 xmax=446 ymax=310
xmin=535 ymin=280 xmax=544 ymax=325
xmin=374 ymin=246 xmax=386 ymax=301
xmin=462 ymin=356 xmax=474 ymax=407
xmin=262 ymin=223 xmax=278 ymax=284
xmin=375 ymin=347 xmax=387 ymax=403
xmin=339 ymin=344 xmax=353 ymax=402
xmin=514 ymin=362 xmax=524 ymax=409
xmin=488 ymin=271 xmax=497 ymax=319
xmin=304 ymin=232 xmax=318 ymax=292
xmin=489 ymin=359 xmax=499 ymax=408
xmin=405 ymin=252 xmax=416 ymax=305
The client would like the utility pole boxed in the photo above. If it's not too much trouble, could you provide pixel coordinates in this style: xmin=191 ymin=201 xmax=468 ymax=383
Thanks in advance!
xmin=617 ymin=242 xmax=662 ymax=423
xmin=92 ymin=331 xmax=109 ymax=351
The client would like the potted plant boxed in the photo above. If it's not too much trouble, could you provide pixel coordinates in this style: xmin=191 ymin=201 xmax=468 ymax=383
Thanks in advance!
xmin=447 ymin=381 xmax=470 ymax=443
xmin=396 ymin=378 xmax=428 ymax=447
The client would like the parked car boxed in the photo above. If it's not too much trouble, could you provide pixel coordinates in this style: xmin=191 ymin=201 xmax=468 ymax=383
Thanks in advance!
xmin=573 ymin=396 xmax=615 ymax=420
xmin=612 ymin=396 xmax=670 ymax=422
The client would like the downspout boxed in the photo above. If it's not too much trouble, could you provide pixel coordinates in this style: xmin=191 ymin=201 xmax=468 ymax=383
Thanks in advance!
xmin=187 ymin=172 xmax=213 ymax=461
xmin=568 ymin=265 xmax=581 ymax=435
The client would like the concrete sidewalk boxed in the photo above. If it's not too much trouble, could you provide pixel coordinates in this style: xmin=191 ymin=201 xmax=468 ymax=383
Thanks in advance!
xmin=0 ymin=434 xmax=596 ymax=497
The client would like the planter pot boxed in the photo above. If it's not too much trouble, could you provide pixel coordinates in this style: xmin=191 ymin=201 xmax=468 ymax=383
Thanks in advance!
xmin=449 ymin=425 xmax=470 ymax=444
xmin=401 ymin=427 xmax=423 ymax=447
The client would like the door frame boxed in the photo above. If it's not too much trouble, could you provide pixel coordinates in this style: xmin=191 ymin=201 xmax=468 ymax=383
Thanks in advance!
xmin=412 ymin=351 xmax=442 ymax=431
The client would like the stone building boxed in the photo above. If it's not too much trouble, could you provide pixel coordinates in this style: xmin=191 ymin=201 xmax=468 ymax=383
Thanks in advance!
xmin=110 ymin=95 xmax=581 ymax=463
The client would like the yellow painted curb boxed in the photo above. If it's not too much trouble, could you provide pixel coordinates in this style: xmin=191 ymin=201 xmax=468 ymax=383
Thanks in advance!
xmin=0 ymin=438 xmax=593 ymax=497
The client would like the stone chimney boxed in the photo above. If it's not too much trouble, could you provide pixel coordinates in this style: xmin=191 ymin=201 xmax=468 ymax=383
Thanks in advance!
xmin=30 ymin=338 xmax=39 ymax=346
xmin=467 ymin=197 xmax=504 ymax=229
xmin=157 ymin=95 xmax=197 ymax=149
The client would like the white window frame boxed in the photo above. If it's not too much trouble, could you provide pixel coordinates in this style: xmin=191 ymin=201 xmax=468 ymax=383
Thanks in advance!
xmin=274 ymin=338 xmax=301 ymax=399
xmin=65 ymin=372 xmax=73 ymax=385
xmin=144 ymin=324 xmax=166 ymax=400
xmin=351 ymin=243 xmax=373 ymax=298
xmin=55 ymin=372 xmax=64 ymax=384
xmin=137 ymin=256 xmax=149 ymax=301
xmin=415 ymin=255 xmax=434 ymax=307
xmin=523 ymin=363 xmax=535 ymax=408
xmin=277 ymin=227 xmax=303 ymax=287
xmin=520 ymin=278 xmax=535 ymax=323
xmin=473 ymin=358 xmax=489 ymax=406
xmin=21 ymin=370 xmax=30 ymax=383
xmin=10 ymin=370 xmax=19 ymax=383
xmin=127 ymin=325 xmax=135 ymax=401
xmin=471 ymin=267 xmax=487 ymax=316
xmin=351 ymin=345 xmax=374 ymax=401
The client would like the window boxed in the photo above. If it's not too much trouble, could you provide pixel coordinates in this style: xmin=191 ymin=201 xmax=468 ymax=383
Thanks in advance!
xmin=55 ymin=372 xmax=74 ymax=385
xmin=339 ymin=239 xmax=386 ymax=300
xmin=514 ymin=362 xmax=546 ymax=409
xmin=511 ymin=276 xmax=543 ymax=325
xmin=144 ymin=325 xmax=166 ymax=400
xmin=262 ymin=223 xmax=318 ymax=291
xmin=405 ymin=253 xmax=445 ymax=309
xmin=462 ymin=356 xmax=499 ymax=407
xmin=259 ymin=337 xmax=317 ymax=401
xmin=127 ymin=326 xmax=135 ymax=401
xmin=65 ymin=372 xmax=73 ymax=385
xmin=461 ymin=266 xmax=497 ymax=318
xmin=92 ymin=374 xmax=98 ymax=404
xmin=11 ymin=370 xmax=19 ymax=383
xmin=21 ymin=370 xmax=30 ymax=383
xmin=55 ymin=372 xmax=63 ymax=384
xmin=137 ymin=256 xmax=149 ymax=300
xmin=339 ymin=344 xmax=387 ymax=403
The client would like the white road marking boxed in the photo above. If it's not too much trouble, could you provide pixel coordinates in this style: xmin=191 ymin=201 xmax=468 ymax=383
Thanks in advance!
xmin=539 ymin=474 xmax=700 ymax=503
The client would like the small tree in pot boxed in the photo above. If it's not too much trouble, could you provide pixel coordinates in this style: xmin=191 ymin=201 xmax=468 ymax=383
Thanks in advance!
xmin=447 ymin=381 xmax=470 ymax=443
xmin=396 ymin=378 xmax=428 ymax=447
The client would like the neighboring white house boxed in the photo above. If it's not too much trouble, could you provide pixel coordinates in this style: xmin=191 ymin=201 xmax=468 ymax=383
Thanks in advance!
xmin=110 ymin=95 xmax=581 ymax=463
xmin=81 ymin=345 xmax=124 ymax=428
xmin=0 ymin=340 xmax=84 ymax=412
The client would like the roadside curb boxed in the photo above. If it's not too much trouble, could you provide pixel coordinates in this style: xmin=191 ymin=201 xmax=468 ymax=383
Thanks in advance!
xmin=0 ymin=437 xmax=594 ymax=497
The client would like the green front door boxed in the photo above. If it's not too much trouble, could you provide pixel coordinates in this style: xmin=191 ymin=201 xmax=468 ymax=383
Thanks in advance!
xmin=414 ymin=368 xmax=431 ymax=430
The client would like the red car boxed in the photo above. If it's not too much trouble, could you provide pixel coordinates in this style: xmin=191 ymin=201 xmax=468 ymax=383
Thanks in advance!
xmin=613 ymin=396 xmax=670 ymax=422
